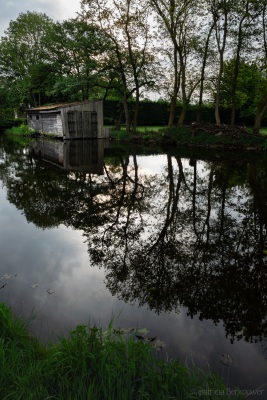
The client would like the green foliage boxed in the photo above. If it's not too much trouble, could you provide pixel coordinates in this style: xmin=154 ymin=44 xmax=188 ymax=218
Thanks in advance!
xmin=6 ymin=123 xmax=36 ymax=136
xmin=45 ymin=19 xmax=110 ymax=102
xmin=111 ymin=128 xmax=134 ymax=141
xmin=0 ymin=303 xmax=28 ymax=339
xmin=0 ymin=303 xmax=244 ymax=400
xmin=0 ymin=1 xmax=266 ymax=129
xmin=0 ymin=11 xmax=55 ymax=107
xmin=221 ymin=59 xmax=264 ymax=120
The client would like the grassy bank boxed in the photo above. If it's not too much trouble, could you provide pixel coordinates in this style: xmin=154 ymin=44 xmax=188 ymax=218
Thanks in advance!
xmin=5 ymin=123 xmax=37 ymax=137
xmin=110 ymin=124 xmax=267 ymax=151
xmin=3 ymin=124 xmax=40 ymax=145
xmin=0 ymin=303 xmax=244 ymax=400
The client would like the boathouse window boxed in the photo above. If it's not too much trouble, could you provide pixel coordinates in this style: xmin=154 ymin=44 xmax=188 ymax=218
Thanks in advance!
xmin=36 ymin=115 xmax=39 ymax=120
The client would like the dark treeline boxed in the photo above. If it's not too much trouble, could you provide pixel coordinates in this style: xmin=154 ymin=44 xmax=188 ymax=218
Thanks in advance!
xmin=0 ymin=0 xmax=267 ymax=132
xmin=103 ymin=99 xmax=259 ymax=127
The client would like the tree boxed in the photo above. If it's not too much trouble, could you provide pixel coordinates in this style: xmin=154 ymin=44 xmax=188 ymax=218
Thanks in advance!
xmin=0 ymin=11 xmax=55 ymax=107
xmin=221 ymin=59 xmax=259 ymax=120
xmin=45 ymin=19 xmax=110 ymax=102
xmin=229 ymin=0 xmax=265 ymax=125
xmin=253 ymin=2 xmax=267 ymax=132
xmin=207 ymin=0 xmax=233 ymax=125
xmin=80 ymin=0 xmax=156 ymax=131
xmin=195 ymin=16 xmax=216 ymax=123
xmin=149 ymin=0 xmax=200 ymax=126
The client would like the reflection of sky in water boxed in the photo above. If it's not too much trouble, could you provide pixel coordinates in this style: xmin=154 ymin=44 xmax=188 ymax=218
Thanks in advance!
xmin=133 ymin=154 xmax=167 ymax=175
xmin=0 ymin=154 xmax=266 ymax=394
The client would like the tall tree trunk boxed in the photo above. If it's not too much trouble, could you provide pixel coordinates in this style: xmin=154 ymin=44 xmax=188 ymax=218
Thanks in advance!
xmin=178 ymin=103 xmax=187 ymax=125
xmin=115 ymin=104 xmax=123 ymax=130
xmin=214 ymin=61 xmax=222 ymax=126
xmin=197 ymin=22 xmax=215 ymax=123
xmin=213 ymin=1 xmax=228 ymax=125
xmin=168 ymin=96 xmax=177 ymax=127
xmin=122 ymin=79 xmax=130 ymax=131
xmin=133 ymin=88 xmax=140 ymax=132
xmin=230 ymin=27 xmax=243 ymax=126
xmin=168 ymin=47 xmax=179 ymax=126
xmin=177 ymin=51 xmax=187 ymax=125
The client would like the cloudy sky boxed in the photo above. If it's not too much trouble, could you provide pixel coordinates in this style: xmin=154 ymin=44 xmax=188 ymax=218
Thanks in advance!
xmin=0 ymin=0 xmax=82 ymax=37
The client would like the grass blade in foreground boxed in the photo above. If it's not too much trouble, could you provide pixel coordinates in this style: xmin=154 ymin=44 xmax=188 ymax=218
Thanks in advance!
xmin=0 ymin=303 xmax=244 ymax=399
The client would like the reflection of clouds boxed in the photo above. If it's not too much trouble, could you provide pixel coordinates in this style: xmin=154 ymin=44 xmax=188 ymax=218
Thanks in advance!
xmin=134 ymin=154 xmax=166 ymax=175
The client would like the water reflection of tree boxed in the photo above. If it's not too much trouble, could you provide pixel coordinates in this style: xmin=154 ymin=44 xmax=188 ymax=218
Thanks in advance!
xmin=0 ymin=140 xmax=106 ymax=229
xmin=1 ymin=139 xmax=267 ymax=343
xmin=84 ymin=154 xmax=267 ymax=343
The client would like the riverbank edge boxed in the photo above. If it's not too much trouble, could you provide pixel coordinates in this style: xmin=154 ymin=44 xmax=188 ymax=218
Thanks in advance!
xmin=110 ymin=124 xmax=267 ymax=151
xmin=0 ymin=302 xmax=244 ymax=400
xmin=2 ymin=122 xmax=267 ymax=151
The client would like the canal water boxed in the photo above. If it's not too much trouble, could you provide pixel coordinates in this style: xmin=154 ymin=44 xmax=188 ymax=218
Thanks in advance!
xmin=0 ymin=135 xmax=266 ymax=396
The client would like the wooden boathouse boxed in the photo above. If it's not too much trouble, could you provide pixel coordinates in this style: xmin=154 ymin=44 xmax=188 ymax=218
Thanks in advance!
xmin=26 ymin=100 xmax=109 ymax=139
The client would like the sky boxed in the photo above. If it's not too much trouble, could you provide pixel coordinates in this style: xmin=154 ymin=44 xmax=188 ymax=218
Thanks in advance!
xmin=0 ymin=0 xmax=82 ymax=37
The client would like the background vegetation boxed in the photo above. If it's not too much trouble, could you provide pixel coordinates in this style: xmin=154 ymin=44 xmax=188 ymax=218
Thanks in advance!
xmin=0 ymin=1 xmax=267 ymax=133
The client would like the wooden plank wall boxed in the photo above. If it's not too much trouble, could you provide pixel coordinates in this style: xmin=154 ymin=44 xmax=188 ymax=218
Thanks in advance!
xmin=42 ymin=113 xmax=63 ymax=135
xmin=62 ymin=100 xmax=104 ymax=139
xmin=28 ymin=113 xmax=63 ymax=136
xmin=28 ymin=115 xmax=43 ymax=131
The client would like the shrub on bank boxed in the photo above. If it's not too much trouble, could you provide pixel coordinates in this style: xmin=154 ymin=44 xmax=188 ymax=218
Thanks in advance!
xmin=5 ymin=123 xmax=36 ymax=136
xmin=0 ymin=303 xmax=244 ymax=400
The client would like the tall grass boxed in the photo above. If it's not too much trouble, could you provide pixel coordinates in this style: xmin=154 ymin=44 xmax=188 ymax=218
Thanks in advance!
xmin=0 ymin=303 xmax=244 ymax=399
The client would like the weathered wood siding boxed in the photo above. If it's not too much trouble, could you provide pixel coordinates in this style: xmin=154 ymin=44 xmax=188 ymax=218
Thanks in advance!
xmin=28 ymin=114 xmax=43 ymax=132
xmin=27 ymin=100 xmax=107 ymax=139
xmin=28 ymin=112 xmax=63 ymax=136
xmin=61 ymin=100 xmax=104 ymax=139
xmin=42 ymin=113 xmax=63 ymax=135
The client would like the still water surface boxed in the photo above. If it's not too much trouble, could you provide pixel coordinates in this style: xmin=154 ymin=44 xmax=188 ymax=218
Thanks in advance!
xmin=0 ymin=136 xmax=266 ymax=395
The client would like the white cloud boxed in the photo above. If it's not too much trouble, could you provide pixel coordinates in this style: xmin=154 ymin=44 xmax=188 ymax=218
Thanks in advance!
xmin=0 ymin=0 xmax=81 ymax=37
